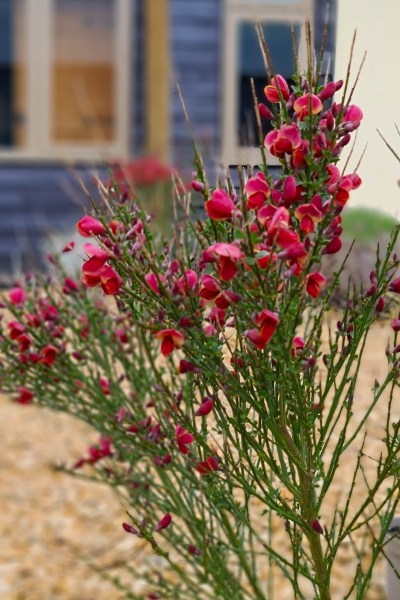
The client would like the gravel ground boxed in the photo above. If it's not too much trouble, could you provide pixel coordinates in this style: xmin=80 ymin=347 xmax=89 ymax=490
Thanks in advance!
xmin=0 ymin=322 xmax=397 ymax=599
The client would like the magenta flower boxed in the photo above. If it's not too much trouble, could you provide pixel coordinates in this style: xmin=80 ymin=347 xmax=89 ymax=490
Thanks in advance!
xmin=204 ymin=243 xmax=242 ymax=282
xmin=293 ymin=94 xmax=323 ymax=121
xmin=305 ymin=272 xmax=326 ymax=298
xmin=264 ymin=74 xmax=290 ymax=103
xmin=154 ymin=513 xmax=172 ymax=532
xmin=77 ymin=215 xmax=106 ymax=237
xmin=9 ymin=287 xmax=27 ymax=306
xmin=205 ymin=189 xmax=235 ymax=221
xmin=265 ymin=124 xmax=301 ymax=157
xmin=245 ymin=172 xmax=271 ymax=209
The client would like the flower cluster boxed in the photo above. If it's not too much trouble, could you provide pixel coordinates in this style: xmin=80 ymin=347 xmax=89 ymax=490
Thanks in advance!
xmin=1 ymin=61 xmax=400 ymax=600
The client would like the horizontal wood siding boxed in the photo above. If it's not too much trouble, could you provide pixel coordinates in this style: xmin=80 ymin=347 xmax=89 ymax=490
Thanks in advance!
xmin=170 ymin=0 xmax=222 ymax=175
xmin=0 ymin=166 xmax=102 ymax=280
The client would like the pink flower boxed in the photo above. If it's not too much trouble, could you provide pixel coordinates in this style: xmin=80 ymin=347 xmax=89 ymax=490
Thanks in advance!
xmin=145 ymin=272 xmax=167 ymax=295
xmin=154 ymin=513 xmax=172 ymax=532
xmin=77 ymin=215 xmax=106 ymax=237
xmin=264 ymin=74 xmax=290 ymax=103
xmin=291 ymin=336 xmax=305 ymax=358
xmin=204 ymin=243 xmax=242 ymax=282
xmin=245 ymin=172 xmax=271 ymax=209
xmin=305 ymin=272 xmax=326 ymax=298
xmin=175 ymin=424 xmax=195 ymax=454
xmin=343 ymin=105 xmax=363 ymax=123
xmin=293 ymin=94 xmax=323 ymax=121
xmin=99 ymin=265 xmax=123 ymax=295
xmin=205 ymin=189 xmax=235 ymax=221
xmin=265 ymin=124 xmax=302 ymax=157
xmin=175 ymin=269 xmax=198 ymax=295
xmin=154 ymin=329 xmax=184 ymax=356
xmin=294 ymin=203 xmax=323 ymax=233
xmin=9 ymin=287 xmax=27 ymax=306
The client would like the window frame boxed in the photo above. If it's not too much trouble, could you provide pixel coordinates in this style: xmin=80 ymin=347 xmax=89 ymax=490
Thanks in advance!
xmin=222 ymin=0 xmax=314 ymax=167
xmin=0 ymin=0 xmax=132 ymax=162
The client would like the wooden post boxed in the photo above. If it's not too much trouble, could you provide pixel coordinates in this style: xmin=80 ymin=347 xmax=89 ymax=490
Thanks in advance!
xmin=144 ymin=0 xmax=170 ymax=162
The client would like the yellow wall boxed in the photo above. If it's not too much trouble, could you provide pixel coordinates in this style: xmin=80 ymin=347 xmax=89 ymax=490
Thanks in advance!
xmin=335 ymin=0 xmax=400 ymax=217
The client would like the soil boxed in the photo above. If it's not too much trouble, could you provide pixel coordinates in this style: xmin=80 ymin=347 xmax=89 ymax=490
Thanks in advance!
xmin=0 ymin=322 xmax=398 ymax=599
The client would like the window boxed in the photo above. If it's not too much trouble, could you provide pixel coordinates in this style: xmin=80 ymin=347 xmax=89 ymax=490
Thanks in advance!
xmin=0 ymin=0 xmax=132 ymax=161
xmin=222 ymin=0 xmax=314 ymax=166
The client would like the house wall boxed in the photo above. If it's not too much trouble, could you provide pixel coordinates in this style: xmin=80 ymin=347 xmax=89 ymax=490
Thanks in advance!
xmin=169 ymin=0 xmax=222 ymax=175
xmin=335 ymin=0 xmax=400 ymax=218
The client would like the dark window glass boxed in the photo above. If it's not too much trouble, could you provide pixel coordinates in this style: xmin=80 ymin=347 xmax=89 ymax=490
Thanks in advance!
xmin=238 ymin=21 xmax=300 ymax=146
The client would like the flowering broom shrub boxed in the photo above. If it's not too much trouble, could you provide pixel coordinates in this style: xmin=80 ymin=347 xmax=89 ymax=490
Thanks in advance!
xmin=2 ymin=36 xmax=400 ymax=600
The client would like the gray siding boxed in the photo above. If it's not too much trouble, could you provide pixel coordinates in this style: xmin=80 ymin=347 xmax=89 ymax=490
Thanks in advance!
xmin=170 ymin=0 xmax=222 ymax=175
xmin=0 ymin=166 xmax=99 ymax=281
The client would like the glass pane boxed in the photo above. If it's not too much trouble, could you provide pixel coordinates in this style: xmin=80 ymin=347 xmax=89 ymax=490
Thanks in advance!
xmin=238 ymin=21 xmax=300 ymax=147
xmin=0 ymin=0 xmax=27 ymax=147
xmin=52 ymin=0 xmax=116 ymax=143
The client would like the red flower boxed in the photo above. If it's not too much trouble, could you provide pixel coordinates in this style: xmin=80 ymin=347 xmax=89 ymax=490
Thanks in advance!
xmin=122 ymin=522 xmax=138 ymax=535
xmin=265 ymin=124 xmax=301 ymax=157
xmin=77 ymin=215 xmax=106 ymax=237
xmin=389 ymin=278 xmax=400 ymax=293
xmin=154 ymin=513 xmax=172 ymax=532
xmin=204 ymin=243 xmax=242 ymax=282
xmin=82 ymin=244 xmax=109 ymax=287
xmin=8 ymin=321 xmax=25 ymax=340
xmin=264 ymin=74 xmax=290 ymax=103
xmin=305 ymin=272 xmax=326 ymax=298
xmin=205 ymin=189 xmax=235 ymax=221
xmin=39 ymin=345 xmax=59 ymax=366
xmin=16 ymin=386 xmax=34 ymax=405
xmin=195 ymin=456 xmax=219 ymax=475
xmin=195 ymin=397 xmax=214 ymax=416
xmin=99 ymin=265 xmax=123 ymax=295
xmin=294 ymin=203 xmax=323 ymax=233
xmin=246 ymin=309 xmax=279 ymax=350
xmin=154 ymin=329 xmax=184 ymax=356
xmin=245 ymin=173 xmax=271 ymax=209
xmin=175 ymin=424 xmax=195 ymax=454
xmin=254 ymin=309 xmax=280 ymax=343
xmin=293 ymin=94 xmax=323 ymax=121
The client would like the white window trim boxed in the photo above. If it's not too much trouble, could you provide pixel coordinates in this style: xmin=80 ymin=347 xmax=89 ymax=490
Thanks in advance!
xmin=0 ymin=0 xmax=132 ymax=162
xmin=222 ymin=0 xmax=314 ymax=168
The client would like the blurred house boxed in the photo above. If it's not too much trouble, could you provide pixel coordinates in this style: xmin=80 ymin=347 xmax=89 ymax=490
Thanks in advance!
xmin=0 ymin=0 xmax=336 ymax=277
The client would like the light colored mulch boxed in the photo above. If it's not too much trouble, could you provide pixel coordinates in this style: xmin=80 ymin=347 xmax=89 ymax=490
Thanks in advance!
xmin=0 ymin=322 xmax=397 ymax=599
